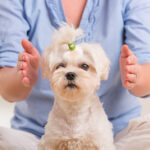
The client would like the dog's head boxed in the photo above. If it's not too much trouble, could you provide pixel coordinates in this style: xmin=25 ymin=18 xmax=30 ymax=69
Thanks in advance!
xmin=41 ymin=25 xmax=110 ymax=101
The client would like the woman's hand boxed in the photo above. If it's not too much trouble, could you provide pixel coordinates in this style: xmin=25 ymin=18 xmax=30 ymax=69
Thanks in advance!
xmin=120 ymin=44 xmax=141 ymax=90
xmin=17 ymin=39 xmax=40 ymax=87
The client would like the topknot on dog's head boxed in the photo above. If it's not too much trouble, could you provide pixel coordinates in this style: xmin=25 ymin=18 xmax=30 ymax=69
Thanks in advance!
xmin=41 ymin=24 xmax=83 ymax=79
xmin=52 ymin=23 xmax=83 ymax=45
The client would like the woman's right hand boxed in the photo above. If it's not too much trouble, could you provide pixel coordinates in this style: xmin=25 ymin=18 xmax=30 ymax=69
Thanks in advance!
xmin=17 ymin=39 xmax=40 ymax=87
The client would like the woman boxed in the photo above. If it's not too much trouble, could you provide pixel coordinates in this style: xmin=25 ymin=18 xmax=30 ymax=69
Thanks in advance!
xmin=0 ymin=0 xmax=150 ymax=149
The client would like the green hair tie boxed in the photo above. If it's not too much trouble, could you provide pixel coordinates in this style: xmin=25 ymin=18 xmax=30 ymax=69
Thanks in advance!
xmin=68 ymin=42 xmax=76 ymax=51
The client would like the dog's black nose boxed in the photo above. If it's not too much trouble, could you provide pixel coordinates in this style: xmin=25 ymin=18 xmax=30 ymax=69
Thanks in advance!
xmin=65 ymin=72 xmax=76 ymax=81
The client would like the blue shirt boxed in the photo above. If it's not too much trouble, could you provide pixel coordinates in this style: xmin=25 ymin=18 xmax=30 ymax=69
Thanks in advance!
xmin=0 ymin=0 xmax=150 ymax=138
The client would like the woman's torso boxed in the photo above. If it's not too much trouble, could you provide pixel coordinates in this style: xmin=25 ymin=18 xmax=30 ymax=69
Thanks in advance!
xmin=11 ymin=0 xmax=141 ymax=138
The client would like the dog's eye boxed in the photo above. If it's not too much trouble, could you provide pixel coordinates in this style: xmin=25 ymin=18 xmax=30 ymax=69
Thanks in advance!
xmin=80 ymin=64 xmax=89 ymax=71
xmin=56 ymin=63 xmax=66 ymax=70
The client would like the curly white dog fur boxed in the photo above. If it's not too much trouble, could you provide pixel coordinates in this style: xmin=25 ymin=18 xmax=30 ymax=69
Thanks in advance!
xmin=39 ymin=24 xmax=115 ymax=150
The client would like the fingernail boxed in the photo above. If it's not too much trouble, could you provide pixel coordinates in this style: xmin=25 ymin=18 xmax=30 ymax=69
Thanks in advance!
xmin=22 ymin=55 xmax=24 ymax=61
xmin=19 ymin=63 xmax=22 ymax=69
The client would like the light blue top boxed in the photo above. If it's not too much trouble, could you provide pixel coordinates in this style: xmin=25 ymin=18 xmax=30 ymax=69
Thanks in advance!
xmin=0 ymin=0 xmax=150 ymax=138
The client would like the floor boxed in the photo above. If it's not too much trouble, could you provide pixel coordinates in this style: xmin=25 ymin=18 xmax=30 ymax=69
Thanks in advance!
xmin=0 ymin=96 xmax=150 ymax=127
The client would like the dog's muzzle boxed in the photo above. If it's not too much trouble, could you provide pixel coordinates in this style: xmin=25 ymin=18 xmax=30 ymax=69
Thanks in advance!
xmin=65 ymin=72 xmax=78 ymax=89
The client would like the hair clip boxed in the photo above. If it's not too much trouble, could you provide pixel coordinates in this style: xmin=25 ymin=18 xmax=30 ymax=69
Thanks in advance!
xmin=68 ymin=42 xmax=76 ymax=51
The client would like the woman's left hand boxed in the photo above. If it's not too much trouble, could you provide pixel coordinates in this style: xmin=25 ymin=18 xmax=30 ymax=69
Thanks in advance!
xmin=120 ymin=44 xmax=141 ymax=90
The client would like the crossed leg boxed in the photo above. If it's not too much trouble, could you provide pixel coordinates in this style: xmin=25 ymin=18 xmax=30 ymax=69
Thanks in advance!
xmin=1 ymin=115 xmax=150 ymax=150
xmin=115 ymin=115 xmax=150 ymax=150
xmin=0 ymin=127 xmax=39 ymax=150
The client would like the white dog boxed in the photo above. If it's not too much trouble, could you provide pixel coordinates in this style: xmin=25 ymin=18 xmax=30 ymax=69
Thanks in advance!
xmin=39 ymin=25 xmax=115 ymax=150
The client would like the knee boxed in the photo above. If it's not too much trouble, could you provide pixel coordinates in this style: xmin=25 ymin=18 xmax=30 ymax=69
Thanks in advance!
xmin=0 ymin=127 xmax=39 ymax=150
xmin=0 ymin=127 xmax=13 ymax=149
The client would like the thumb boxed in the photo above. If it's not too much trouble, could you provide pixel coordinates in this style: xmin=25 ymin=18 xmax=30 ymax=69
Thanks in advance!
xmin=21 ymin=39 xmax=38 ymax=56
xmin=121 ymin=44 xmax=133 ymax=58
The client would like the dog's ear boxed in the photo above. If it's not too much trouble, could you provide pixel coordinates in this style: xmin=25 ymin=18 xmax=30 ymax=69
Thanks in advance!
xmin=100 ymin=55 xmax=110 ymax=80
xmin=94 ymin=44 xmax=110 ymax=81
xmin=86 ymin=44 xmax=110 ymax=81
xmin=79 ymin=43 xmax=110 ymax=81
xmin=41 ymin=47 xmax=51 ymax=79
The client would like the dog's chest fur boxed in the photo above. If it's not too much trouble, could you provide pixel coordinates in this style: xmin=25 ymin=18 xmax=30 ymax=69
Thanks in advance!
xmin=56 ymin=138 xmax=98 ymax=150
xmin=39 ymin=96 xmax=113 ymax=150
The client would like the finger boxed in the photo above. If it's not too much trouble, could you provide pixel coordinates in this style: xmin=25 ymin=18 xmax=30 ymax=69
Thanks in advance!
xmin=121 ymin=44 xmax=133 ymax=58
xmin=23 ymin=77 xmax=30 ymax=87
xmin=125 ymin=73 xmax=137 ymax=83
xmin=125 ymin=65 xmax=138 ymax=74
xmin=18 ymin=52 xmax=30 ymax=63
xmin=18 ymin=52 xmax=25 ymax=61
xmin=21 ymin=39 xmax=38 ymax=56
xmin=22 ymin=62 xmax=27 ymax=70
xmin=18 ymin=70 xmax=23 ymax=78
xmin=21 ymin=70 xmax=27 ymax=77
xmin=126 ymin=55 xmax=138 ymax=65
xmin=124 ymin=80 xmax=135 ymax=90
xmin=17 ymin=61 xmax=23 ymax=70
xmin=17 ymin=61 xmax=28 ymax=71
